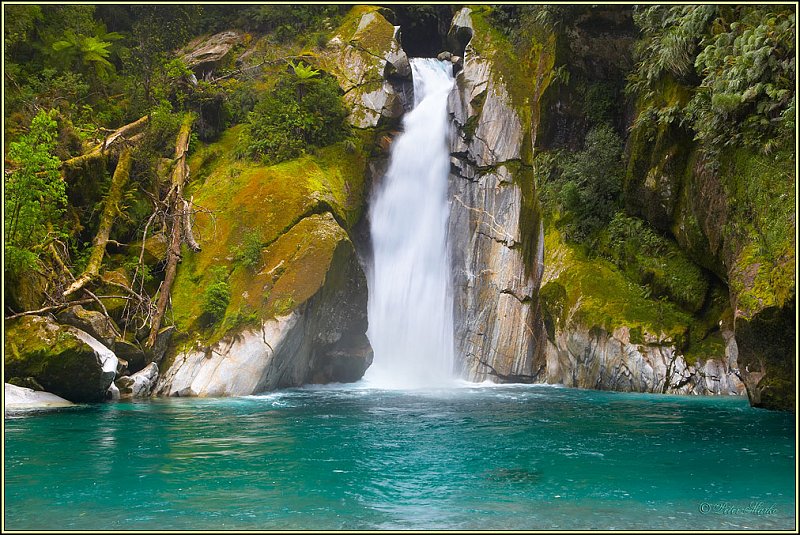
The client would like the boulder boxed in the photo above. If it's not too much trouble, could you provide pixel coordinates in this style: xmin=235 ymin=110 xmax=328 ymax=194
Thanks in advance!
xmin=156 ymin=214 xmax=372 ymax=397
xmin=179 ymin=30 xmax=247 ymax=79
xmin=321 ymin=7 xmax=412 ymax=127
xmin=4 ymin=316 xmax=118 ymax=402
xmin=448 ymin=7 xmax=474 ymax=55
xmin=57 ymin=305 xmax=118 ymax=348
xmin=112 ymin=338 xmax=147 ymax=373
xmin=116 ymin=363 xmax=159 ymax=399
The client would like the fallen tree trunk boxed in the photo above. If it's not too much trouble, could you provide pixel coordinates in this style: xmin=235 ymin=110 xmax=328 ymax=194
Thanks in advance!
xmin=146 ymin=115 xmax=194 ymax=349
xmin=63 ymin=147 xmax=133 ymax=298
xmin=62 ymin=115 xmax=148 ymax=170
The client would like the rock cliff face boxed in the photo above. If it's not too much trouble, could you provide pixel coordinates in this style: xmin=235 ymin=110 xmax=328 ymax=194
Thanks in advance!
xmin=446 ymin=8 xmax=548 ymax=382
xmin=545 ymin=326 xmax=743 ymax=395
xmin=444 ymin=7 xmax=749 ymax=399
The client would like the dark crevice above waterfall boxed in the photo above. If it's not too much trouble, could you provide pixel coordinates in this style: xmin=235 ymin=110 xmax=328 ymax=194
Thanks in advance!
xmin=383 ymin=5 xmax=454 ymax=57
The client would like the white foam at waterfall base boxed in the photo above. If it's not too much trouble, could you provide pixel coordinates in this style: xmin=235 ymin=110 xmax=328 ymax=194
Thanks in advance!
xmin=364 ymin=58 xmax=456 ymax=389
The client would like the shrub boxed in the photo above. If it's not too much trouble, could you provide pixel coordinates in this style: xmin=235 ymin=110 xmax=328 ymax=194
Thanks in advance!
xmin=233 ymin=230 xmax=262 ymax=270
xmin=541 ymin=124 xmax=624 ymax=242
xmin=240 ymin=64 xmax=349 ymax=165
xmin=4 ymin=109 xmax=65 ymax=276
xmin=201 ymin=267 xmax=230 ymax=324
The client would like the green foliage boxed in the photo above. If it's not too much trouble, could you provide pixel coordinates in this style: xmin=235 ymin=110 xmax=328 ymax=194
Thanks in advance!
xmin=242 ymin=5 xmax=341 ymax=43
xmin=240 ymin=67 xmax=349 ymax=165
xmin=4 ymin=110 xmax=66 ymax=276
xmin=598 ymin=213 xmax=710 ymax=312
xmin=201 ymin=267 xmax=231 ymax=324
xmin=51 ymin=26 xmax=123 ymax=80
xmin=538 ymin=125 xmax=624 ymax=242
xmin=489 ymin=5 xmax=571 ymax=44
xmin=233 ymin=230 xmax=263 ymax=270
xmin=629 ymin=5 xmax=795 ymax=153
xmin=142 ymin=100 xmax=183 ymax=157
xmin=582 ymin=82 xmax=617 ymax=126
xmin=289 ymin=60 xmax=320 ymax=80
xmin=688 ymin=7 xmax=795 ymax=150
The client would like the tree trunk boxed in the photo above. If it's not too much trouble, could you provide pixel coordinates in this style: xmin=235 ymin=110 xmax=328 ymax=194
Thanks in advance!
xmin=61 ymin=115 xmax=149 ymax=170
xmin=146 ymin=115 xmax=194 ymax=349
xmin=63 ymin=148 xmax=133 ymax=297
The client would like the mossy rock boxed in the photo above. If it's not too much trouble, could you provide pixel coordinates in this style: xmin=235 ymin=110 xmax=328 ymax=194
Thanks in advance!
xmin=4 ymin=315 xmax=115 ymax=402
xmin=168 ymin=124 xmax=370 ymax=350
xmin=720 ymin=147 xmax=795 ymax=320
xmin=735 ymin=304 xmax=795 ymax=411
xmin=541 ymin=225 xmax=692 ymax=344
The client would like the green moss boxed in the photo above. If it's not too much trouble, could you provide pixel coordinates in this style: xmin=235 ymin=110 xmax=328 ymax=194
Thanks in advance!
xmin=170 ymin=123 xmax=367 ymax=347
xmin=682 ymin=331 xmax=725 ymax=366
xmin=4 ymin=316 xmax=111 ymax=402
xmin=598 ymin=213 xmax=711 ymax=313
xmin=721 ymin=147 xmax=795 ymax=319
xmin=541 ymin=225 xmax=693 ymax=343
xmin=470 ymin=7 xmax=556 ymax=136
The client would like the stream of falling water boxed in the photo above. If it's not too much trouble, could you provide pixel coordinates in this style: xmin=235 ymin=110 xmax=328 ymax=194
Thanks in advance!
xmin=364 ymin=58 xmax=456 ymax=388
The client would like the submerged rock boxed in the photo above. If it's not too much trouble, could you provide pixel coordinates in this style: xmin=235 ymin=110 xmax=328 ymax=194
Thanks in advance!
xmin=4 ymin=316 xmax=118 ymax=402
xmin=4 ymin=383 xmax=73 ymax=412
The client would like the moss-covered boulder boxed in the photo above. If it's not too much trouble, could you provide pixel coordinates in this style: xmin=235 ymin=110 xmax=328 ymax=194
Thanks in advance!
xmin=4 ymin=315 xmax=118 ymax=402
xmin=154 ymin=123 xmax=373 ymax=396
xmin=156 ymin=213 xmax=371 ymax=396
xmin=320 ymin=6 xmax=410 ymax=128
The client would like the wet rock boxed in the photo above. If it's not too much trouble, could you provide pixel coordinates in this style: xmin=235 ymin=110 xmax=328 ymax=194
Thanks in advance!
xmin=5 ymin=383 xmax=74 ymax=412
xmin=4 ymin=315 xmax=117 ymax=402
xmin=116 ymin=363 xmax=159 ymax=399
xmin=447 ymin=8 xmax=546 ymax=382
xmin=543 ymin=325 xmax=744 ymax=395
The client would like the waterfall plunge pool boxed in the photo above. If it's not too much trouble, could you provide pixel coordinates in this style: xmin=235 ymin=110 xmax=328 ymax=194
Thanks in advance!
xmin=4 ymin=384 xmax=795 ymax=530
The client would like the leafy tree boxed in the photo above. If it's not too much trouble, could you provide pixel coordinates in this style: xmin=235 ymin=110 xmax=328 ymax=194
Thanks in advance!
xmin=51 ymin=26 xmax=123 ymax=81
xmin=124 ymin=5 xmax=202 ymax=107
xmin=241 ymin=5 xmax=342 ymax=42
xmin=539 ymin=125 xmax=624 ymax=241
xmin=4 ymin=110 xmax=66 ymax=276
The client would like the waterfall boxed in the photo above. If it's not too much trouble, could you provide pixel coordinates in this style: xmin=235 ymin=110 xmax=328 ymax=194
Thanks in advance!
xmin=364 ymin=58 xmax=456 ymax=388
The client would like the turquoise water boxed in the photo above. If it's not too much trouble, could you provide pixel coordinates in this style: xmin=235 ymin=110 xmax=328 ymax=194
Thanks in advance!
xmin=4 ymin=384 xmax=796 ymax=530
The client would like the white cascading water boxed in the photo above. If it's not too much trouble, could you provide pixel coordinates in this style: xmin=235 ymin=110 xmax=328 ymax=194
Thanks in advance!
xmin=364 ymin=58 xmax=456 ymax=389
